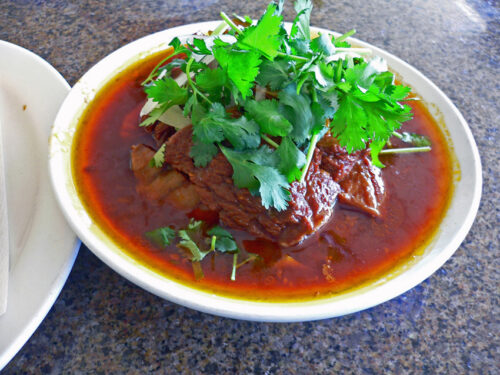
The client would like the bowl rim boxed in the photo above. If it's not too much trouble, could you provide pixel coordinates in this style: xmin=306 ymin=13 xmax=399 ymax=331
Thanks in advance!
xmin=49 ymin=21 xmax=482 ymax=322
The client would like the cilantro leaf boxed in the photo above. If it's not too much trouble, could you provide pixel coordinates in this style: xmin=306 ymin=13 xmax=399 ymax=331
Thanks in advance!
xmin=178 ymin=220 xmax=210 ymax=262
xmin=149 ymin=143 xmax=166 ymax=168
xmin=244 ymin=99 xmax=292 ymax=136
xmin=190 ymin=100 xmax=208 ymax=125
xmin=219 ymin=147 xmax=259 ymax=191
xmin=189 ymin=136 xmax=219 ymax=167
xmin=278 ymin=86 xmax=313 ymax=145
xmin=195 ymin=67 xmax=227 ymax=91
xmin=207 ymin=226 xmax=238 ymax=253
xmin=190 ymin=37 xmax=212 ymax=55
xmin=291 ymin=0 xmax=312 ymax=41
xmin=237 ymin=3 xmax=283 ymax=59
xmin=246 ymin=144 xmax=279 ymax=167
xmin=276 ymin=136 xmax=306 ymax=182
xmin=287 ymin=37 xmax=311 ymax=55
xmin=227 ymin=50 xmax=262 ymax=99
xmin=369 ymin=139 xmax=386 ymax=168
xmin=193 ymin=103 xmax=225 ymax=143
xmin=386 ymin=85 xmax=412 ymax=101
xmin=145 ymin=226 xmax=176 ymax=247
xmin=183 ymin=93 xmax=197 ymax=117
xmin=256 ymin=59 xmax=290 ymax=90
xmin=317 ymin=89 xmax=339 ymax=119
xmin=194 ymin=103 xmax=260 ymax=150
xmin=253 ymin=162 xmax=291 ymax=211
xmin=365 ymin=107 xmax=393 ymax=142
xmin=331 ymin=95 xmax=368 ymax=152
xmin=214 ymin=47 xmax=262 ymax=99
xmin=178 ymin=232 xmax=208 ymax=262
xmin=145 ymin=76 xmax=188 ymax=107
xmin=140 ymin=76 xmax=188 ymax=127
xmin=373 ymin=71 xmax=394 ymax=90
xmin=220 ymin=146 xmax=290 ymax=211
xmin=329 ymin=59 xmax=413 ymax=154
xmin=310 ymin=33 xmax=336 ymax=55
xmin=309 ymin=62 xmax=335 ymax=87
xmin=311 ymin=101 xmax=327 ymax=133
xmin=221 ymin=115 xmax=261 ymax=150
xmin=212 ymin=45 xmax=230 ymax=69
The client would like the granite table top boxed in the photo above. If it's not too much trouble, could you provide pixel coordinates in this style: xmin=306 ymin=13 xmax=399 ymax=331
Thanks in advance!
xmin=1 ymin=0 xmax=498 ymax=373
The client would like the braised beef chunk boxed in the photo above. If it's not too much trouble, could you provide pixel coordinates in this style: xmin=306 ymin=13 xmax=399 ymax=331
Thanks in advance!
xmin=317 ymin=132 xmax=361 ymax=182
xmin=142 ymin=120 xmax=176 ymax=146
xmin=133 ymin=123 xmax=386 ymax=246
xmin=318 ymin=132 xmax=386 ymax=217
xmin=338 ymin=156 xmax=385 ymax=216
xmin=130 ymin=144 xmax=200 ymax=210
xmin=165 ymin=126 xmax=340 ymax=247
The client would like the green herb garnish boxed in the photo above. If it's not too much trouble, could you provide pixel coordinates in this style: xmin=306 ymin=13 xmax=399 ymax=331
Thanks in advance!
xmin=141 ymin=0 xmax=421 ymax=211
xmin=144 ymin=226 xmax=176 ymax=247
xmin=146 ymin=220 xmax=251 ymax=281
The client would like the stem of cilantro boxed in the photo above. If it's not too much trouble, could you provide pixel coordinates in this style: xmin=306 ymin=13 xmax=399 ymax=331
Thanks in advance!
xmin=236 ymin=254 xmax=259 ymax=268
xmin=212 ymin=20 xmax=229 ymax=35
xmin=276 ymin=51 xmax=309 ymax=62
xmin=335 ymin=29 xmax=356 ymax=44
xmin=141 ymin=55 xmax=173 ymax=86
xmin=299 ymin=132 xmax=320 ymax=183
xmin=230 ymin=253 xmax=238 ymax=281
xmin=296 ymin=75 xmax=309 ymax=94
xmin=299 ymin=87 xmax=321 ymax=183
xmin=392 ymin=131 xmax=403 ymax=140
xmin=192 ymin=262 xmax=204 ymax=280
xmin=379 ymin=146 xmax=431 ymax=154
xmin=311 ymin=87 xmax=318 ymax=102
xmin=335 ymin=60 xmax=343 ymax=82
xmin=210 ymin=235 xmax=216 ymax=251
xmin=261 ymin=134 xmax=280 ymax=149
xmin=186 ymin=57 xmax=213 ymax=104
xmin=220 ymin=11 xmax=242 ymax=34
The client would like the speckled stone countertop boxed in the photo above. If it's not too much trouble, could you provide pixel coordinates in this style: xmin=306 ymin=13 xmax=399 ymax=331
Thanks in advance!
xmin=1 ymin=0 xmax=498 ymax=373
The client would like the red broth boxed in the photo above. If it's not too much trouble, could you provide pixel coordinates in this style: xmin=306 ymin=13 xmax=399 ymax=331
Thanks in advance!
xmin=72 ymin=52 xmax=453 ymax=301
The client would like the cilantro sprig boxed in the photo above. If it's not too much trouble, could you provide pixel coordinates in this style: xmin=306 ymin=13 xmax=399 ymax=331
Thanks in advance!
xmin=141 ymin=0 xmax=420 ymax=211
xmin=145 ymin=220 xmax=255 ymax=281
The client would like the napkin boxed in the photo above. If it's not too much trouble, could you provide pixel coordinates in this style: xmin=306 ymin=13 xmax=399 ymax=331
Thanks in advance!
xmin=0 ymin=109 xmax=8 ymax=316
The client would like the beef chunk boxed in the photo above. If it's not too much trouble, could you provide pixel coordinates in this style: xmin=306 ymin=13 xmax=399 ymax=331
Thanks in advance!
xmin=317 ymin=132 xmax=361 ymax=181
xmin=164 ymin=126 xmax=340 ymax=247
xmin=318 ymin=132 xmax=386 ymax=216
xmin=132 ymin=123 xmax=386 ymax=246
xmin=130 ymin=144 xmax=200 ymax=209
xmin=141 ymin=120 xmax=176 ymax=146
xmin=338 ymin=156 xmax=385 ymax=216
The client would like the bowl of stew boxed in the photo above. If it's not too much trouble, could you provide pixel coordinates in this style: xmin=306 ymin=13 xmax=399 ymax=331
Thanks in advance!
xmin=49 ymin=17 xmax=481 ymax=321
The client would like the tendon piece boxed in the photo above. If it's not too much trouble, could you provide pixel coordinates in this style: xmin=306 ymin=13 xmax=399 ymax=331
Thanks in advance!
xmin=130 ymin=144 xmax=200 ymax=209
xmin=164 ymin=126 xmax=340 ymax=247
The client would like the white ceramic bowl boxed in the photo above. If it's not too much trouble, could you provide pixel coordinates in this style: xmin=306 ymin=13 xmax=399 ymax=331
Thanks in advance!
xmin=49 ymin=22 xmax=482 ymax=322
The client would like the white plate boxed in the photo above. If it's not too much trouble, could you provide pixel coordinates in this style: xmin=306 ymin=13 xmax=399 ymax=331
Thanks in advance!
xmin=50 ymin=22 xmax=481 ymax=322
xmin=0 ymin=41 xmax=80 ymax=370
